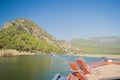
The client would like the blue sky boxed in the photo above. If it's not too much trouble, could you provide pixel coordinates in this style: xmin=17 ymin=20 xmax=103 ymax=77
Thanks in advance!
xmin=0 ymin=0 xmax=120 ymax=40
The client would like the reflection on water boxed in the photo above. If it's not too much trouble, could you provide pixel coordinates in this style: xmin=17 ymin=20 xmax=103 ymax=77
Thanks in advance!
xmin=0 ymin=54 xmax=102 ymax=80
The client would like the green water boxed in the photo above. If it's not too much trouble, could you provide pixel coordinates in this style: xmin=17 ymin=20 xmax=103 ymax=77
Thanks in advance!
xmin=0 ymin=54 xmax=102 ymax=80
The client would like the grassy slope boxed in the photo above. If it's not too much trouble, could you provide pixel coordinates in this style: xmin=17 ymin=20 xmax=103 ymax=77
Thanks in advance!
xmin=70 ymin=39 xmax=120 ymax=55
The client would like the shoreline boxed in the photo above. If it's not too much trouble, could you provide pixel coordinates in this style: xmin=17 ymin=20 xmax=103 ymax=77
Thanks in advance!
xmin=69 ymin=54 xmax=120 ymax=59
xmin=0 ymin=49 xmax=120 ymax=59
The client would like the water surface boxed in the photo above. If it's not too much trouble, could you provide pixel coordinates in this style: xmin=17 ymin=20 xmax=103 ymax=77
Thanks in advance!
xmin=0 ymin=54 xmax=102 ymax=80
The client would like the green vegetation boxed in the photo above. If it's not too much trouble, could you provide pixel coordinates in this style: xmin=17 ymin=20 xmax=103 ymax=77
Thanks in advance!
xmin=0 ymin=19 xmax=65 ymax=54
xmin=70 ymin=38 xmax=120 ymax=55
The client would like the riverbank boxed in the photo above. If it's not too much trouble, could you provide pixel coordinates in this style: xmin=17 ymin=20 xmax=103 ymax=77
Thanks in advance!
xmin=0 ymin=49 xmax=35 ymax=57
xmin=86 ymin=64 xmax=120 ymax=80
xmin=71 ymin=54 xmax=120 ymax=59
xmin=1 ymin=50 xmax=120 ymax=59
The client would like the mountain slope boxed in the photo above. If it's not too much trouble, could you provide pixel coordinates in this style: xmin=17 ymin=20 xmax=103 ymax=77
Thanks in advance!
xmin=70 ymin=36 xmax=120 ymax=55
xmin=3 ymin=18 xmax=55 ymax=43
xmin=0 ymin=18 xmax=65 ymax=53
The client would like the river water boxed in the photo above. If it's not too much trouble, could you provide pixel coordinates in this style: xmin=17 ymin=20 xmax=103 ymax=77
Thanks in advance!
xmin=0 ymin=54 xmax=102 ymax=80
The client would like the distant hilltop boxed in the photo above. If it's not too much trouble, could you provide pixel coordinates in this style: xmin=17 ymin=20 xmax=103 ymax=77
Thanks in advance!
xmin=89 ymin=36 xmax=120 ymax=43
xmin=70 ymin=36 xmax=120 ymax=45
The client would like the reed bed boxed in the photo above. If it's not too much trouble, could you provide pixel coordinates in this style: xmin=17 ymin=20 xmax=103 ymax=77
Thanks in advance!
xmin=0 ymin=49 xmax=35 ymax=57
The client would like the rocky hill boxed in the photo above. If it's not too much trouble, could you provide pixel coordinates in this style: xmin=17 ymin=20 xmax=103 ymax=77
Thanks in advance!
xmin=0 ymin=18 xmax=65 ymax=53
xmin=3 ymin=18 xmax=55 ymax=43
xmin=70 ymin=36 xmax=120 ymax=54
